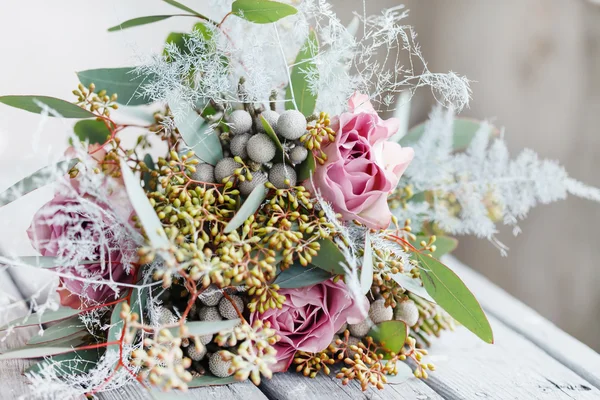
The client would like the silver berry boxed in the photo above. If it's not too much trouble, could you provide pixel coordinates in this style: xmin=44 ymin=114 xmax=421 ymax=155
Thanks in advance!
xmin=395 ymin=299 xmax=419 ymax=327
xmin=214 ymin=157 xmax=241 ymax=183
xmin=198 ymin=306 xmax=222 ymax=322
xmin=200 ymin=334 xmax=213 ymax=345
xmin=239 ymin=171 xmax=268 ymax=196
xmin=156 ymin=307 xmax=176 ymax=325
xmin=229 ymin=110 xmax=252 ymax=135
xmin=191 ymin=163 xmax=215 ymax=183
xmin=187 ymin=342 xmax=207 ymax=361
xmin=289 ymin=145 xmax=308 ymax=164
xmin=277 ymin=110 xmax=307 ymax=140
xmin=230 ymin=133 xmax=251 ymax=159
xmin=209 ymin=351 xmax=233 ymax=378
xmin=218 ymin=295 xmax=244 ymax=320
xmin=368 ymin=299 xmax=393 ymax=324
xmin=348 ymin=318 xmax=372 ymax=338
xmin=256 ymin=110 xmax=279 ymax=133
xmin=199 ymin=286 xmax=224 ymax=307
xmin=247 ymin=133 xmax=276 ymax=163
xmin=268 ymin=163 xmax=297 ymax=189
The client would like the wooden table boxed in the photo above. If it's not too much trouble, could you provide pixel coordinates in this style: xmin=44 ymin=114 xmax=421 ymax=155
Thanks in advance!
xmin=2 ymin=256 xmax=600 ymax=399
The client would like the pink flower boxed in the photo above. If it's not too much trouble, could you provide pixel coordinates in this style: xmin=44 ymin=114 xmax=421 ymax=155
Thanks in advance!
xmin=27 ymin=179 xmax=135 ymax=309
xmin=250 ymin=279 xmax=369 ymax=372
xmin=307 ymin=93 xmax=414 ymax=229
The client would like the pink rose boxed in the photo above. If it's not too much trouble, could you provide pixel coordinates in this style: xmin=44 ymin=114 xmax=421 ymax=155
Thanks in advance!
xmin=250 ymin=279 xmax=368 ymax=372
xmin=27 ymin=179 xmax=135 ymax=309
xmin=308 ymin=93 xmax=414 ymax=229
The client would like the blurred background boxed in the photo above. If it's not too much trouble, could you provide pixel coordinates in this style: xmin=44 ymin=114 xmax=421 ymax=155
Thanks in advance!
xmin=1 ymin=0 xmax=599 ymax=350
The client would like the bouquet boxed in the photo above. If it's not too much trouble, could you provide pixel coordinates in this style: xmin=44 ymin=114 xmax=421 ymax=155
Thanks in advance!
xmin=1 ymin=1 xmax=599 ymax=398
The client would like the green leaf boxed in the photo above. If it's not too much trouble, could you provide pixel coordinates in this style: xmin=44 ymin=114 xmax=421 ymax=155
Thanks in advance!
xmin=259 ymin=115 xmax=284 ymax=153
xmin=415 ymin=252 xmax=493 ymax=343
xmin=232 ymin=0 xmax=298 ymax=24
xmin=163 ymin=0 xmax=204 ymax=17
xmin=382 ymin=360 xmax=414 ymax=385
xmin=400 ymin=118 xmax=499 ymax=151
xmin=176 ymin=107 xmax=223 ymax=165
xmin=107 ymin=15 xmax=199 ymax=32
xmin=25 ymin=349 xmax=103 ymax=376
xmin=27 ymin=317 xmax=86 ymax=345
xmin=0 ymin=307 xmax=81 ymax=331
xmin=107 ymin=301 xmax=125 ymax=353
xmin=0 ymin=159 xmax=78 ymax=208
xmin=0 ymin=336 xmax=86 ymax=360
xmin=224 ymin=185 xmax=267 ymax=234
xmin=390 ymin=273 xmax=435 ymax=303
xmin=0 ymin=95 xmax=95 ymax=118
xmin=274 ymin=263 xmax=332 ymax=289
xmin=361 ymin=233 xmax=374 ymax=294
xmin=77 ymin=67 xmax=155 ymax=106
xmin=368 ymin=320 xmax=407 ymax=354
xmin=73 ymin=120 xmax=110 ymax=145
xmin=7 ymin=256 xmax=98 ymax=269
xmin=296 ymin=150 xmax=315 ymax=182
xmin=166 ymin=319 xmax=241 ymax=337
xmin=142 ymin=153 xmax=156 ymax=190
xmin=310 ymin=239 xmax=347 ymax=275
xmin=410 ymin=235 xmax=458 ymax=259
xmin=285 ymin=30 xmax=318 ymax=116
xmin=119 ymin=159 xmax=170 ymax=250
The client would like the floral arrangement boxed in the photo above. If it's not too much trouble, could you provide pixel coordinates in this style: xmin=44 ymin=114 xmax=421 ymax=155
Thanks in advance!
xmin=1 ymin=1 xmax=599 ymax=398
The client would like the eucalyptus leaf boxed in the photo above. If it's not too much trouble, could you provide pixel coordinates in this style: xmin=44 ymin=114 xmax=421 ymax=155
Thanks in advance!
xmin=142 ymin=153 xmax=156 ymax=190
xmin=285 ymin=30 xmax=318 ymax=116
xmin=390 ymin=273 xmax=435 ymax=303
xmin=415 ymin=252 xmax=493 ymax=343
xmin=108 ymin=15 xmax=200 ymax=32
xmin=166 ymin=319 xmax=241 ymax=337
xmin=163 ymin=0 xmax=204 ymax=17
xmin=400 ymin=118 xmax=499 ymax=151
xmin=120 ymin=159 xmax=170 ymax=250
xmin=7 ymin=256 xmax=98 ymax=269
xmin=310 ymin=239 xmax=347 ymax=275
xmin=106 ymin=301 xmax=125 ymax=353
xmin=0 ymin=307 xmax=81 ymax=331
xmin=382 ymin=360 xmax=415 ymax=385
xmin=232 ymin=0 xmax=298 ymax=24
xmin=27 ymin=317 xmax=86 ymax=345
xmin=296 ymin=150 xmax=315 ymax=182
xmin=259 ymin=115 xmax=284 ymax=153
xmin=73 ymin=120 xmax=110 ymax=144
xmin=176 ymin=107 xmax=223 ymax=165
xmin=0 ymin=95 xmax=95 ymax=118
xmin=361 ymin=233 xmax=374 ymax=294
xmin=367 ymin=320 xmax=407 ymax=354
xmin=77 ymin=67 xmax=155 ymax=106
xmin=274 ymin=263 xmax=332 ymax=289
xmin=0 ymin=159 xmax=78 ymax=208
xmin=0 ymin=335 xmax=86 ymax=360
xmin=410 ymin=235 xmax=458 ymax=259
xmin=25 ymin=349 xmax=103 ymax=377
xmin=224 ymin=185 xmax=267 ymax=234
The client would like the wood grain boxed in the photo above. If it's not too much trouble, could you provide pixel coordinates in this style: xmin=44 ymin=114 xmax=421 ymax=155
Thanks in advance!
xmin=445 ymin=256 xmax=600 ymax=390
xmin=0 ymin=270 xmax=37 ymax=400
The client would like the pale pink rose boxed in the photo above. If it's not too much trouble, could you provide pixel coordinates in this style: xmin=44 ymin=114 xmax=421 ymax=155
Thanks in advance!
xmin=250 ymin=279 xmax=369 ymax=372
xmin=27 ymin=179 xmax=134 ymax=309
xmin=307 ymin=92 xmax=414 ymax=229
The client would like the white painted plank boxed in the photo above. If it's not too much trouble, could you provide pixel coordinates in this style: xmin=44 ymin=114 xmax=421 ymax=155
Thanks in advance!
xmin=0 ymin=270 xmax=37 ymax=399
xmin=259 ymin=369 xmax=442 ymax=400
xmin=422 ymin=315 xmax=599 ymax=399
xmin=445 ymin=255 xmax=600 ymax=390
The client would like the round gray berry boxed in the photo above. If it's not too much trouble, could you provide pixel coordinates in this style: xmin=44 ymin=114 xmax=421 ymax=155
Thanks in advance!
xmin=230 ymin=133 xmax=251 ymax=159
xmin=198 ymin=306 xmax=223 ymax=322
xmin=247 ymin=134 xmax=276 ymax=163
xmin=191 ymin=163 xmax=215 ymax=183
xmin=156 ymin=307 xmax=176 ymax=325
xmin=239 ymin=171 xmax=268 ymax=196
xmin=289 ymin=145 xmax=308 ymax=164
xmin=277 ymin=110 xmax=307 ymax=140
xmin=214 ymin=157 xmax=241 ymax=183
xmin=268 ymin=163 xmax=297 ymax=189
xmin=199 ymin=286 xmax=224 ymax=307
xmin=369 ymin=299 xmax=393 ymax=324
xmin=187 ymin=343 xmax=207 ymax=361
xmin=229 ymin=110 xmax=252 ymax=135
xmin=209 ymin=351 xmax=233 ymax=378
xmin=200 ymin=334 xmax=213 ymax=345
xmin=348 ymin=318 xmax=372 ymax=338
xmin=256 ymin=110 xmax=279 ymax=133
xmin=395 ymin=299 xmax=419 ymax=327
xmin=218 ymin=295 xmax=244 ymax=320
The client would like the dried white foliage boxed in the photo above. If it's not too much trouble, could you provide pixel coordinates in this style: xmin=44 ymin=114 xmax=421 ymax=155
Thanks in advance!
xmin=397 ymin=107 xmax=600 ymax=250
